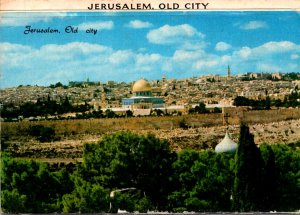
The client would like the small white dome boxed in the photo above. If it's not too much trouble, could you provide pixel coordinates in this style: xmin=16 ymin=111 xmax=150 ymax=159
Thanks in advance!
xmin=215 ymin=132 xmax=238 ymax=153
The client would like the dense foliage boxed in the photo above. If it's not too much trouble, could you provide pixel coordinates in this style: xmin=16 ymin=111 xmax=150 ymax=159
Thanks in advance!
xmin=2 ymin=90 xmax=298 ymax=121
xmin=232 ymin=125 xmax=265 ymax=211
xmin=234 ymin=90 xmax=299 ymax=109
xmin=29 ymin=125 xmax=56 ymax=142
xmin=168 ymin=150 xmax=234 ymax=212
xmin=1 ymin=97 xmax=92 ymax=119
xmin=261 ymin=144 xmax=300 ymax=211
xmin=70 ymin=132 xmax=176 ymax=212
xmin=2 ymin=101 xmax=134 ymax=121
xmin=189 ymin=102 xmax=209 ymax=114
xmin=1 ymin=154 xmax=73 ymax=213
xmin=1 ymin=130 xmax=300 ymax=213
xmin=233 ymin=96 xmax=271 ymax=110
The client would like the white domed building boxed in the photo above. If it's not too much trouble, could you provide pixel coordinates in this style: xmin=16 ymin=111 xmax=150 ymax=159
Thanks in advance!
xmin=215 ymin=131 xmax=238 ymax=153
xmin=122 ymin=79 xmax=165 ymax=109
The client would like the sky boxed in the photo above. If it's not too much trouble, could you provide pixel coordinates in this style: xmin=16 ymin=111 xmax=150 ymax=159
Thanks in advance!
xmin=0 ymin=11 xmax=299 ymax=88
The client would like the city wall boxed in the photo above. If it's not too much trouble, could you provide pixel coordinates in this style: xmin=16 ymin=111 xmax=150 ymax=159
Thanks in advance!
xmin=2 ymin=109 xmax=300 ymax=138
xmin=225 ymin=108 xmax=300 ymax=125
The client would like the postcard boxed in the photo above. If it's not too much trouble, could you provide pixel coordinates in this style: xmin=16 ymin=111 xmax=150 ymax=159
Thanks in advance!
xmin=0 ymin=0 xmax=300 ymax=214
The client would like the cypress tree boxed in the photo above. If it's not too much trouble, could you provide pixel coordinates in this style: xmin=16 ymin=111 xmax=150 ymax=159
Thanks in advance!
xmin=260 ymin=145 xmax=277 ymax=211
xmin=232 ymin=124 xmax=264 ymax=211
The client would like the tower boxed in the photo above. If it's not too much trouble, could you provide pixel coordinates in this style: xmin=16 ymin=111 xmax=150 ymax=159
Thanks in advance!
xmin=162 ymin=75 xmax=166 ymax=86
xmin=227 ymin=65 xmax=231 ymax=80
xmin=101 ymin=92 xmax=107 ymax=108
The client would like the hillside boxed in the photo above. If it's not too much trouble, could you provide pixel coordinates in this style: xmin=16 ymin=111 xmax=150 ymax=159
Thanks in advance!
xmin=2 ymin=116 xmax=300 ymax=162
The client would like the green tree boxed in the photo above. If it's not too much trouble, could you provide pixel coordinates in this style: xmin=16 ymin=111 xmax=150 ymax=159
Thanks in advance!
xmin=213 ymin=107 xmax=222 ymax=113
xmin=195 ymin=102 xmax=208 ymax=113
xmin=110 ymin=189 xmax=154 ymax=213
xmin=234 ymin=96 xmax=251 ymax=106
xmin=1 ymin=189 xmax=27 ymax=213
xmin=125 ymin=110 xmax=133 ymax=117
xmin=168 ymin=150 xmax=234 ymax=212
xmin=1 ymin=153 xmax=73 ymax=213
xmin=55 ymin=82 xmax=63 ymax=87
xmin=274 ymin=99 xmax=282 ymax=108
xmin=260 ymin=144 xmax=277 ymax=211
xmin=151 ymin=109 xmax=164 ymax=116
xmin=29 ymin=125 xmax=56 ymax=142
xmin=265 ymin=96 xmax=271 ymax=110
xmin=62 ymin=177 xmax=109 ymax=213
xmin=105 ymin=109 xmax=116 ymax=118
xmin=76 ymin=132 xmax=176 ymax=211
xmin=59 ymin=97 xmax=73 ymax=113
xmin=179 ymin=118 xmax=189 ymax=129
xmin=168 ymin=149 xmax=200 ymax=211
xmin=232 ymin=124 xmax=264 ymax=211
xmin=268 ymin=144 xmax=300 ymax=211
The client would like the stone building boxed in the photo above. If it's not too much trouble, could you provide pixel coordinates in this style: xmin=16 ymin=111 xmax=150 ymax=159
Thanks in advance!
xmin=215 ymin=132 xmax=238 ymax=153
xmin=122 ymin=79 xmax=164 ymax=109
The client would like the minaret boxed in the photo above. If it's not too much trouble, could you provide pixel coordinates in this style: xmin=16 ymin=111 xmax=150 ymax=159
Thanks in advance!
xmin=227 ymin=65 xmax=231 ymax=80
xmin=162 ymin=75 xmax=166 ymax=85
xmin=161 ymin=74 xmax=166 ymax=89
xmin=101 ymin=92 xmax=107 ymax=108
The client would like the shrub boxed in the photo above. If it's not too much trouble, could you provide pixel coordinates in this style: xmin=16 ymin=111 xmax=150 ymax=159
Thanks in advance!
xmin=29 ymin=125 xmax=56 ymax=142
xmin=1 ymin=153 xmax=73 ymax=213
xmin=179 ymin=118 xmax=189 ymax=129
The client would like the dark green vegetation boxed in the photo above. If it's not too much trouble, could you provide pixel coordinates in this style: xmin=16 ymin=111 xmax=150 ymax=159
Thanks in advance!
xmin=1 ymin=96 xmax=91 ymax=120
xmin=29 ymin=125 xmax=56 ymax=142
xmin=233 ymin=125 xmax=265 ymax=211
xmin=240 ymin=72 xmax=300 ymax=82
xmin=189 ymin=102 xmax=210 ymax=114
xmin=1 ymin=129 xmax=300 ymax=213
xmin=1 ymin=156 xmax=74 ymax=213
xmin=1 ymin=100 xmax=134 ymax=121
xmin=2 ymin=91 xmax=299 ymax=122
xmin=62 ymin=132 xmax=176 ymax=213
xmin=234 ymin=90 xmax=299 ymax=109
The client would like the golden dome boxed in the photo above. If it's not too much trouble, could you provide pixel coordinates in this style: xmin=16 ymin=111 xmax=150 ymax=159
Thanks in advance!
xmin=132 ymin=79 xmax=152 ymax=92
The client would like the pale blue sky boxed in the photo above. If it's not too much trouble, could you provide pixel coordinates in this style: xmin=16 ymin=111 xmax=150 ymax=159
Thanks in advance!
xmin=0 ymin=11 xmax=299 ymax=87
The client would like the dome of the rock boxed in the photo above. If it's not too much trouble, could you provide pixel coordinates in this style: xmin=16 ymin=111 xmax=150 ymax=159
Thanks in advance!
xmin=132 ymin=79 xmax=152 ymax=93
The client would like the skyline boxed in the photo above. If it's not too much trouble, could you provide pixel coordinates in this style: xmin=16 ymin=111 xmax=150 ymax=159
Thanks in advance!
xmin=0 ymin=11 xmax=300 ymax=88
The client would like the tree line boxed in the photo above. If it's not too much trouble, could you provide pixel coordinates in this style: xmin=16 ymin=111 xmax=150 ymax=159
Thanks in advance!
xmin=1 ymin=127 xmax=300 ymax=213
xmin=1 ymin=98 xmax=130 ymax=121
xmin=234 ymin=90 xmax=299 ymax=109
xmin=2 ymin=89 xmax=298 ymax=121
xmin=1 ymin=97 xmax=91 ymax=119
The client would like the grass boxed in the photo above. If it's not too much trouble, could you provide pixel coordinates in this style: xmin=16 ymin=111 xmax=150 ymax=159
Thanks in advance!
xmin=2 ymin=114 xmax=223 ymax=139
xmin=2 ymin=108 xmax=300 ymax=140
xmin=2 ymin=109 xmax=299 ymax=163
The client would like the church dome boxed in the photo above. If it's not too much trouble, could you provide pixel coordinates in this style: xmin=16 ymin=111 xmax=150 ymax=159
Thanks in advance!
xmin=132 ymin=79 xmax=152 ymax=92
xmin=215 ymin=132 xmax=238 ymax=153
